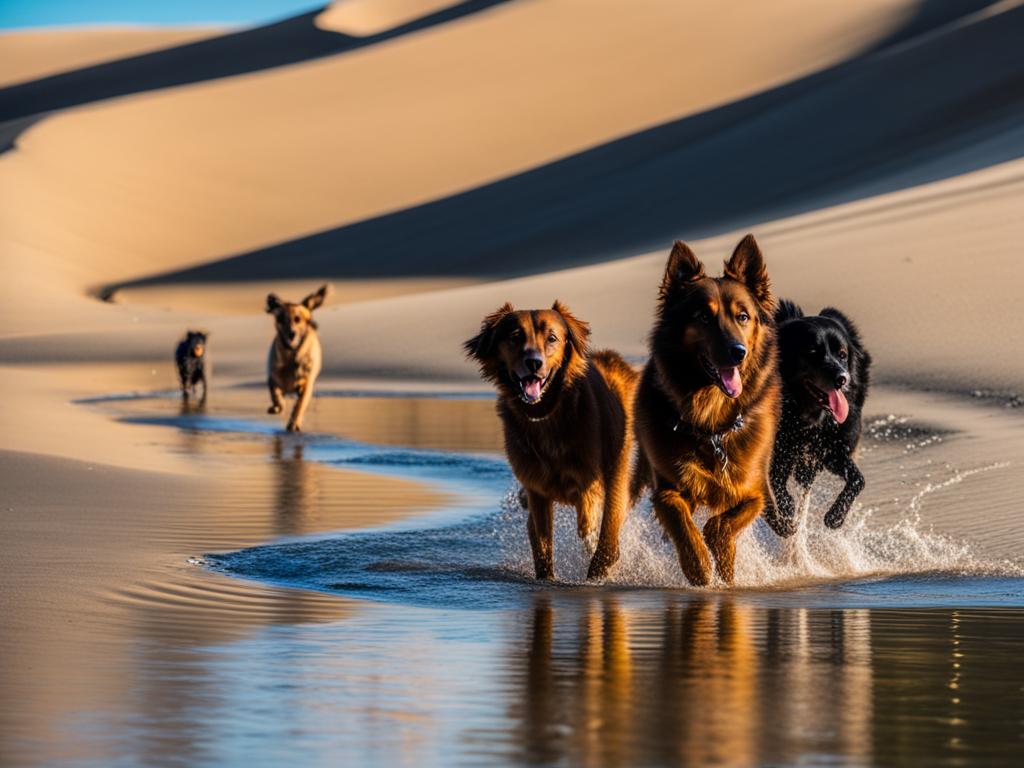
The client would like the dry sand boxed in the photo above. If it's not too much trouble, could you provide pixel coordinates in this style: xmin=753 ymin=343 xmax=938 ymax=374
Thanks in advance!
xmin=2 ymin=1 xmax=1024 ymax=760
xmin=0 ymin=25 xmax=222 ymax=88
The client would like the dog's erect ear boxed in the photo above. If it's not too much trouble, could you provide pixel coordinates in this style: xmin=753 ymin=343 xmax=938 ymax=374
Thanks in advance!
xmin=724 ymin=234 xmax=773 ymax=311
xmin=302 ymin=284 xmax=330 ymax=312
xmin=551 ymin=300 xmax=591 ymax=356
xmin=660 ymin=240 xmax=705 ymax=300
xmin=266 ymin=293 xmax=282 ymax=314
xmin=464 ymin=302 xmax=515 ymax=361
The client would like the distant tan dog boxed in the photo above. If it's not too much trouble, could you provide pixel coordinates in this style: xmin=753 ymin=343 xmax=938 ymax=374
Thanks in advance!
xmin=266 ymin=285 xmax=328 ymax=432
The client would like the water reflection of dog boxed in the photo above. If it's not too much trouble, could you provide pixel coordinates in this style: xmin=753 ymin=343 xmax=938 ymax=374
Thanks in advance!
xmin=272 ymin=436 xmax=313 ymax=536
xmin=512 ymin=596 xmax=872 ymax=766
xmin=517 ymin=596 xmax=634 ymax=766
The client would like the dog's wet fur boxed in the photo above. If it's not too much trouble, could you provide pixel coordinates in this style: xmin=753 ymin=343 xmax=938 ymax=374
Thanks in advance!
xmin=465 ymin=301 xmax=638 ymax=580
xmin=175 ymin=330 xmax=208 ymax=405
xmin=633 ymin=235 xmax=780 ymax=585
xmin=266 ymin=285 xmax=329 ymax=432
xmin=763 ymin=300 xmax=871 ymax=536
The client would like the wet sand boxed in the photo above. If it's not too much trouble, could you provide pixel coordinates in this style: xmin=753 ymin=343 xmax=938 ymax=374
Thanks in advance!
xmin=2 ymin=369 xmax=1023 ymax=765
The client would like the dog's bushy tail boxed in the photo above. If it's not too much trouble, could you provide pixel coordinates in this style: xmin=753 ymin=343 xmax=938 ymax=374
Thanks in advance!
xmin=774 ymin=298 xmax=804 ymax=325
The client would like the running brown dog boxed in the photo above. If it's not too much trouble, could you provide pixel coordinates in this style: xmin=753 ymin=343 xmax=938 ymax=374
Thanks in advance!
xmin=634 ymin=236 xmax=780 ymax=585
xmin=465 ymin=301 xmax=638 ymax=580
xmin=266 ymin=285 xmax=328 ymax=432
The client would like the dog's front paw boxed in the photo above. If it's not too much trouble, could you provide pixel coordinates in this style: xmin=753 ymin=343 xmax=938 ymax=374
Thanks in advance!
xmin=534 ymin=564 xmax=555 ymax=581
xmin=764 ymin=509 xmax=798 ymax=538
xmin=286 ymin=422 xmax=301 ymax=433
xmin=268 ymin=404 xmax=282 ymax=415
xmin=587 ymin=546 xmax=619 ymax=581
xmin=824 ymin=505 xmax=848 ymax=530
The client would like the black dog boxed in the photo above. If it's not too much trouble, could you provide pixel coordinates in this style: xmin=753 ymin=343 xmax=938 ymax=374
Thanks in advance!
xmin=175 ymin=330 xmax=208 ymax=404
xmin=763 ymin=301 xmax=871 ymax=536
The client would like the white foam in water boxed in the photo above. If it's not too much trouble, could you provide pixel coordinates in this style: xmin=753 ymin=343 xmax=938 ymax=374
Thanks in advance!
xmin=496 ymin=461 xmax=1022 ymax=589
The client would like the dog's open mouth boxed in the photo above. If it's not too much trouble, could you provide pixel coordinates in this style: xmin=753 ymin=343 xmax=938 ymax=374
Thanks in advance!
xmin=701 ymin=356 xmax=742 ymax=399
xmin=518 ymin=374 xmax=549 ymax=404
xmin=805 ymin=380 xmax=850 ymax=424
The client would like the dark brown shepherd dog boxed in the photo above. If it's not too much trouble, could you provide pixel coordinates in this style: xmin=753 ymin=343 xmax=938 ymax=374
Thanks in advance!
xmin=465 ymin=301 xmax=638 ymax=581
xmin=634 ymin=235 xmax=780 ymax=585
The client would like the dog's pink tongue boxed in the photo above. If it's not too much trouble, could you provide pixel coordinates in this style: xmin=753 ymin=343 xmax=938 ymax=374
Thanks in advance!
xmin=828 ymin=388 xmax=850 ymax=424
xmin=523 ymin=378 xmax=543 ymax=402
xmin=719 ymin=367 xmax=742 ymax=398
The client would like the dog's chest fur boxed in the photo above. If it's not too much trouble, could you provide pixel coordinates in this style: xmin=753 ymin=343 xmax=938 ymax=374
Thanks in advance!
xmin=271 ymin=334 xmax=319 ymax=391
xmin=176 ymin=349 xmax=204 ymax=384
xmin=501 ymin=407 xmax=603 ymax=505
xmin=778 ymin=407 xmax=856 ymax=485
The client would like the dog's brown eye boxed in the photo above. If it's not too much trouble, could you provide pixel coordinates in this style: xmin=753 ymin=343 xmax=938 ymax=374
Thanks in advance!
xmin=838 ymin=348 xmax=848 ymax=360
xmin=697 ymin=310 xmax=711 ymax=323
xmin=547 ymin=334 xmax=558 ymax=344
xmin=737 ymin=311 xmax=750 ymax=323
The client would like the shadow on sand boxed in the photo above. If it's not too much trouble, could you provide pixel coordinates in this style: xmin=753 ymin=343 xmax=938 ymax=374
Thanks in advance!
xmin=106 ymin=0 xmax=1024 ymax=290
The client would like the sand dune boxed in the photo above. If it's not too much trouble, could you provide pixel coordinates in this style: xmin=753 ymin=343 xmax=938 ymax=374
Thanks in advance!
xmin=114 ymin=0 xmax=1024 ymax=288
xmin=0 ymin=2 xmax=514 ymax=123
xmin=0 ymin=0 xmax=918 ymax=332
xmin=0 ymin=25 xmax=220 ymax=88
xmin=316 ymin=0 xmax=486 ymax=35
xmin=293 ymin=157 xmax=1024 ymax=393
xmin=4 ymin=156 xmax=1023 ymax=397
xmin=1 ymin=0 xmax=1023 ymax=447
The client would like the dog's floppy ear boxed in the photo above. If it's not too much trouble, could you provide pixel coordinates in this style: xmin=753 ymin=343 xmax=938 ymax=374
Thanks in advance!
xmin=266 ymin=293 xmax=282 ymax=314
xmin=464 ymin=302 xmax=515 ymax=361
xmin=724 ymin=234 xmax=774 ymax=312
xmin=302 ymin=284 xmax=330 ymax=312
xmin=660 ymin=240 xmax=705 ymax=300
xmin=551 ymin=300 xmax=591 ymax=356
xmin=552 ymin=300 xmax=591 ymax=383
xmin=821 ymin=307 xmax=871 ymax=372
xmin=819 ymin=307 xmax=861 ymax=350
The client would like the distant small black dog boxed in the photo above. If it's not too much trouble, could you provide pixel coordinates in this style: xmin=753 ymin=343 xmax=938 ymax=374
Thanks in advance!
xmin=175 ymin=330 xmax=208 ymax=404
xmin=763 ymin=301 xmax=871 ymax=536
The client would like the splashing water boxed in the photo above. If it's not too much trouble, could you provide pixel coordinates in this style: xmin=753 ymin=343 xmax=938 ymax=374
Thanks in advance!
xmin=207 ymin=431 xmax=1021 ymax=609
xmin=492 ymin=459 xmax=1021 ymax=592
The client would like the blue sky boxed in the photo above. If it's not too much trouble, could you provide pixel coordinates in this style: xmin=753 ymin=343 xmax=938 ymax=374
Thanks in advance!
xmin=0 ymin=1 xmax=325 ymax=29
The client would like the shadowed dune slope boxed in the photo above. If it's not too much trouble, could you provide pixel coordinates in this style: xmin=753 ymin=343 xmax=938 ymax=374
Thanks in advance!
xmin=3 ymin=160 xmax=1024 ymax=392
xmin=115 ymin=0 xmax=1024 ymax=287
xmin=267 ymin=159 xmax=1024 ymax=392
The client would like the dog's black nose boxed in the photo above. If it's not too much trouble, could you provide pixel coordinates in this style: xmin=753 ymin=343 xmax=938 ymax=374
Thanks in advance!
xmin=729 ymin=344 xmax=747 ymax=364
xmin=525 ymin=357 xmax=543 ymax=374
xmin=836 ymin=371 xmax=850 ymax=389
